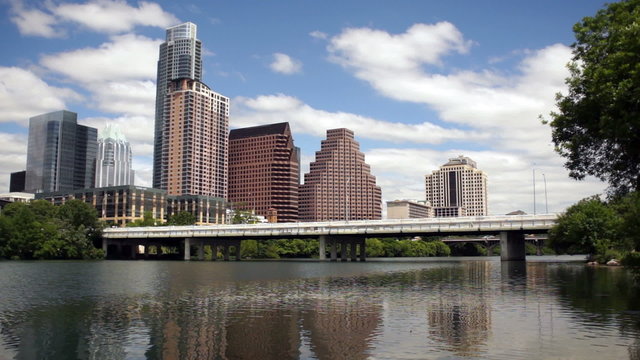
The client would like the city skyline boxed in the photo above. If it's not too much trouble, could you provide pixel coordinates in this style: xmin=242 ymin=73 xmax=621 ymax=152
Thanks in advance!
xmin=0 ymin=0 xmax=609 ymax=215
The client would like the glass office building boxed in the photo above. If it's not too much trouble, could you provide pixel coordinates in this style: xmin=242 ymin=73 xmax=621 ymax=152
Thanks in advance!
xmin=25 ymin=110 xmax=97 ymax=193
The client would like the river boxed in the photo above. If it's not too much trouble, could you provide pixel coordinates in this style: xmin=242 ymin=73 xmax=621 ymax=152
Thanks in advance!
xmin=0 ymin=257 xmax=638 ymax=359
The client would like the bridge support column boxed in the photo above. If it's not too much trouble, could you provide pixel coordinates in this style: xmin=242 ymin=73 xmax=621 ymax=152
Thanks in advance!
xmin=350 ymin=239 xmax=357 ymax=262
xmin=318 ymin=236 xmax=326 ymax=260
xmin=360 ymin=239 xmax=366 ymax=261
xmin=535 ymin=239 xmax=543 ymax=256
xmin=235 ymin=240 xmax=242 ymax=261
xmin=210 ymin=243 xmax=217 ymax=261
xmin=102 ymin=239 xmax=108 ymax=257
xmin=198 ymin=241 xmax=205 ymax=260
xmin=143 ymin=242 xmax=149 ymax=259
xmin=157 ymin=245 xmax=163 ymax=258
xmin=184 ymin=238 xmax=191 ymax=261
xmin=500 ymin=231 xmax=525 ymax=261
xmin=330 ymin=239 xmax=337 ymax=262
xmin=340 ymin=240 xmax=348 ymax=262
xmin=130 ymin=243 xmax=137 ymax=259
xmin=224 ymin=244 xmax=230 ymax=261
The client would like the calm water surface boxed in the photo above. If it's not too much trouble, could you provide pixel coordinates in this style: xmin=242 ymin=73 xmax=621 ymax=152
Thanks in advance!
xmin=0 ymin=257 xmax=639 ymax=359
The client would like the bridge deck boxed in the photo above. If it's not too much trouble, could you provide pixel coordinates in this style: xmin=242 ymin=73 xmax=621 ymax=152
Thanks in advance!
xmin=103 ymin=214 xmax=557 ymax=240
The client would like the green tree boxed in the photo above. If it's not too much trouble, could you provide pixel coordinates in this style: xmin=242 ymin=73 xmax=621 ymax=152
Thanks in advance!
xmin=127 ymin=211 xmax=158 ymax=227
xmin=548 ymin=196 xmax=622 ymax=257
xmin=365 ymin=238 xmax=385 ymax=257
xmin=547 ymin=0 xmax=640 ymax=195
xmin=166 ymin=211 xmax=196 ymax=226
xmin=231 ymin=210 xmax=259 ymax=224
xmin=612 ymin=191 xmax=640 ymax=251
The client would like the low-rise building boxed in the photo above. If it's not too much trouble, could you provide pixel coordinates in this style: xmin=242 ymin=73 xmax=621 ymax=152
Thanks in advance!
xmin=386 ymin=200 xmax=433 ymax=219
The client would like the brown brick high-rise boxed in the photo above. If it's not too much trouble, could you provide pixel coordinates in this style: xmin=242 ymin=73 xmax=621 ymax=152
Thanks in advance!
xmin=161 ymin=78 xmax=229 ymax=198
xmin=229 ymin=123 xmax=300 ymax=223
xmin=300 ymin=128 xmax=381 ymax=222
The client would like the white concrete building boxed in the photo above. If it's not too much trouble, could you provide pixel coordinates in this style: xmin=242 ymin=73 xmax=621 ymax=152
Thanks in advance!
xmin=425 ymin=155 xmax=488 ymax=216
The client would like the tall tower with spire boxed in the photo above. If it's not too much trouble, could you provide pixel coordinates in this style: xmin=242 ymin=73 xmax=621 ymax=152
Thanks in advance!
xmin=95 ymin=124 xmax=134 ymax=188
xmin=152 ymin=22 xmax=229 ymax=198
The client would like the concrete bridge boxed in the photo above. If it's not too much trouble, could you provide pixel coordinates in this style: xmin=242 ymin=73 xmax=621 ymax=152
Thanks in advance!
xmin=101 ymin=214 xmax=557 ymax=261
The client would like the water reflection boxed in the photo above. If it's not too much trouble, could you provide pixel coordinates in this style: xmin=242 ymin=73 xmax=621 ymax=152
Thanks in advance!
xmin=0 ymin=259 xmax=639 ymax=359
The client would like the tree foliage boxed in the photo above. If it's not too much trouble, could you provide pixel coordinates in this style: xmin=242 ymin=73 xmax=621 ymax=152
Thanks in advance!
xmin=126 ymin=211 xmax=158 ymax=227
xmin=166 ymin=211 xmax=196 ymax=226
xmin=0 ymin=200 xmax=104 ymax=260
xmin=547 ymin=0 xmax=640 ymax=195
xmin=548 ymin=196 xmax=622 ymax=255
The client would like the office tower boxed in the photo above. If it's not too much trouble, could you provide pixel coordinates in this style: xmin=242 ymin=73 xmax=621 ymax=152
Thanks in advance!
xmin=153 ymin=23 xmax=229 ymax=198
xmin=25 ymin=110 xmax=97 ymax=193
xmin=95 ymin=124 xmax=135 ymax=188
xmin=9 ymin=171 xmax=26 ymax=192
xmin=229 ymin=122 xmax=300 ymax=223
xmin=425 ymin=155 xmax=488 ymax=217
xmin=299 ymin=128 xmax=382 ymax=222
xmin=153 ymin=22 xmax=203 ymax=189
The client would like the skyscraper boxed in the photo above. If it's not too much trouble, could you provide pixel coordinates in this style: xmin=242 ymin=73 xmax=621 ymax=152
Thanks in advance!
xmin=425 ymin=155 xmax=488 ymax=217
xmin=229 ymin=122 xmax=300 ymax=223
xmin=299 ymin=128 xmax=382 ymax=222
xmin=25 ymin=110 xmax=97 ymax=194
xmin=153 ymin=23 xmax=229 ymax=198
xmin=95 ymin=124 xmax=134 ymax=188
xmin=153 ymin=22 xmax=203 ymax=189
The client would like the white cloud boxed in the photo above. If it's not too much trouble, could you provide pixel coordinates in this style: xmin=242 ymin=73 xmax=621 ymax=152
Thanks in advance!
xmin=90 ymin=80 xmax=156 ymax=117
xmin=0 ymin=67 xmax=82 ymax=124
xmin=269 ymin=53 xmax=302 ymax=75
xmin=40 ymin=34 xmax=161 ymax=83
xmin=0 ymin=132 xmax=28 ymax=192
xmin=82 ymin=115 xmax=155 ymax=155
xmin=9 ymin=2 xmax=63 ymax=38
xmin=54 ymin=0 xmax=179 ymax=34
xmin=9 ymin=0 xmax=179 ymax=37
xmin=232 ymin=94 xmax=484 ymax=144
xmin=327 ymin=24 xmax=572 ymax=156
xmin=39 ymin=35 xmax=160 ymax=118
xmin=310 ymin=30 xmax=328 ymax=40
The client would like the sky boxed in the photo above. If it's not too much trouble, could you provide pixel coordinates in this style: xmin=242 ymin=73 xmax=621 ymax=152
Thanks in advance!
xmin=0 ymin=0 xmax=611 ymax=215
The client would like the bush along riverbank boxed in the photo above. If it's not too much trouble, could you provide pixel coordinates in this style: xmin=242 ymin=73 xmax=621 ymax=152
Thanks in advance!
xmin=548 ymin=192 xmax=640 ymax=270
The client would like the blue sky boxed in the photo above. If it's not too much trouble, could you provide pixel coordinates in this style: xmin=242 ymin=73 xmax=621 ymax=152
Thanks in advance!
xmin=0 ymin=0 xmax=610 ymax=214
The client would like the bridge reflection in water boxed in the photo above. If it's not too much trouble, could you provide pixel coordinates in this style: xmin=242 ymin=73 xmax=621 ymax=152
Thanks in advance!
xmin=102 ymin=215 xmax=556 ymax=262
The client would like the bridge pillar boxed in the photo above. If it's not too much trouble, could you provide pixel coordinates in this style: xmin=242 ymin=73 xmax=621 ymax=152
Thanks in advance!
xmin=360 ymin=239 xmax=366 ymax=262
xmin=157 ymin=245 xmax=163 ymax=258
xmin=350 ymin=239 xmax=357 ymax=262
xmin=210 ymin=243 xmax=217 ymax=261
xmin=340 ymin=240 xmax=348 ymax=262
xmin=318 ymin=236 xmax=327 ymax=260
xmin=198 ymin=241 xmax=205 ymax=260
xmin=143 ymin=242 xmax=149 ymax=259
xmin=535 ymin=239 xmax=543 ymax=256
xmin=500 ymin=231 xmax=525 ymax=261
xmin=130 ymin=243 xmax=137 ymax=259
xmin=184 ymin=238 xmax=191 ymax=260
xmin=224 ymin=245 xmax=230 ymax=261
xmin=235 ymin=240 xmax=242 ymax=261
xmin=102 ymin=238 xmax=108 ymax=257
xmin=330 ymin=239 xmax=337 ymax=262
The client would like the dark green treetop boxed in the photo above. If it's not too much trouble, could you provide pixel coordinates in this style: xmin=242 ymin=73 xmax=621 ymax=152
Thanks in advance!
xmin=548 ymin=0 xmax=640 ymax=195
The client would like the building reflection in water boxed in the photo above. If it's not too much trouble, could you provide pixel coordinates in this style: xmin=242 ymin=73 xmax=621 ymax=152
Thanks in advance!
xmin=426 ymin=261 xmax=492 ymax=357
xmin=301 ymin=299 xmax=382 ymax=360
